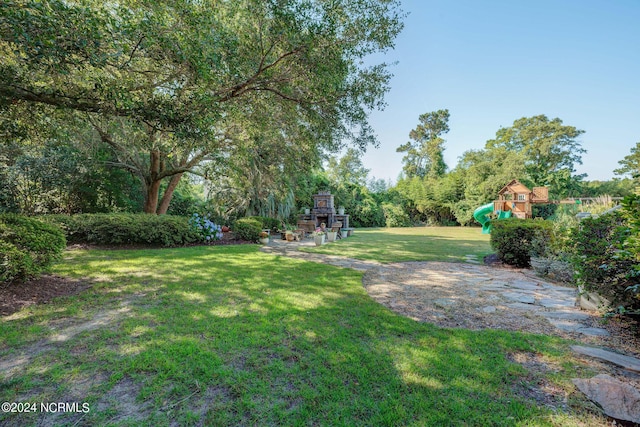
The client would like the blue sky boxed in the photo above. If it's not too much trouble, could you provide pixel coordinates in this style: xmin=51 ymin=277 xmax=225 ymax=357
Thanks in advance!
xmin=360 ymin=0 xmax=640 ymax=184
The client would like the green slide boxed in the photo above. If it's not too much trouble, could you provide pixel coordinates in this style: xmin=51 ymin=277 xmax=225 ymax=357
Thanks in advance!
xmin=497 ymin=210 xmax=512 ymax=220
xmin=473 ymin=203 xmax=494 ymax=234
xmin=473 ymin=203 xmax=512 ymax=233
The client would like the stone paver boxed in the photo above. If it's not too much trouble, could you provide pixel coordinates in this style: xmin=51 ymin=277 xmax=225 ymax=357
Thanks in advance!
xmin=539 ymin=298 xmax=576 ymax=308
xmin=571 ymin=346 xmax=640 ymax=372
xmin=576 ymin=327 xmax=610 ymax=337
xmin=539 ymin=310 xmax=591 ymax=321
xmin=503 ymin=292 xmax=536 ymax=304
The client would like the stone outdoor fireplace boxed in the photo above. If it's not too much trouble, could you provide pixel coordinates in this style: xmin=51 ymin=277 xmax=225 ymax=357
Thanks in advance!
xmin=296 ymin=191 xmax=349 ymax=230
xmin=312 ymin=191 xmax=335 ymax=227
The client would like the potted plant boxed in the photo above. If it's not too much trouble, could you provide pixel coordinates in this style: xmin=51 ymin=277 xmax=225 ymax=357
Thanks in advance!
xmin=312 ymin=228 xmax=325 ymax=246
xmin=304 ymin=207 xmax=310 ymax=215
xmin=326 ymin=229 xmax=337 ymax=242
xmin=259 ymin=231 xmax=270 ymax=245
xmin=285 ymin=226 xmax=295 ymax=242
xmin=338 ymin=206 xmax=345 ymax=215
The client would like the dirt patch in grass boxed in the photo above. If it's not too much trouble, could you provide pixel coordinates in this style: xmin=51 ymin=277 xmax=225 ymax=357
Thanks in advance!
xmin=0 ymin=275 xmax=93 ymax=317
xmin=507 ymin=351 xmax=570 ymax=412
xmin=1 ymin=235 xmax=254 ymax=318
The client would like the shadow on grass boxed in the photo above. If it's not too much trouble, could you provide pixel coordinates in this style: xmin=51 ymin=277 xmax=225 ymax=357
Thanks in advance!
xmin=0 ymin=245 xmax=577 ymax=426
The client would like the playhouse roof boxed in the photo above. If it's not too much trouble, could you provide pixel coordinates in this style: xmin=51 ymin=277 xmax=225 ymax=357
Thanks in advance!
xmin=497 ymin=179 xmax=531 ymax=195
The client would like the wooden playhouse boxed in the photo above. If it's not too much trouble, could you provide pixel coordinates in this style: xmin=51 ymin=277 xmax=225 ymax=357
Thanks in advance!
xmin=494 ymin=179 xmax=549 ymax=219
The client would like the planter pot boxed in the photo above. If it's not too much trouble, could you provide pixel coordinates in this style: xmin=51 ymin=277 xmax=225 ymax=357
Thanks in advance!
xmin=259 ymin=237 xmax=269 ymax=245
xmin=326 ymin=231 xmax=337 ymax=242
xmin=304 ymin=208 xmax=310 ymax=215
xmin=314 ymin=235 xmax=325 ymax=246
xmin=286 ymin=233 xmax=294 ymax=242
xmin=338 ymin=208 xmax=345 ymax=215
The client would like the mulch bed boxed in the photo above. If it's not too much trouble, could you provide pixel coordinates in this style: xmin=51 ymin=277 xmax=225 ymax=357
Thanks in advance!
xmin=0 ymin=275 xmax=93 ymax=317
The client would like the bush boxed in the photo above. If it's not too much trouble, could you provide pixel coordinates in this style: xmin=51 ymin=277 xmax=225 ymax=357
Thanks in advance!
xmin=382 ymin=202 xmax=411 ymax=227
xmin=571 ymin=211 xmax=638 ymax=313
xmin=189 ymin=213 xmax=223 ymax=243
xmin=233 ymin=218 xmax=263 ymax=242
xmin=245 ymin=216 xmax=280 ymax=232
xmin=0 ymin=214 xmax=66 ymax=283
xmin=530 ymin=255 xmax=574 ymax=283
xmin=41 ymin=214 xmax=199 ymax=246
xmin=490 ymin=218 xmax=554 ymax=268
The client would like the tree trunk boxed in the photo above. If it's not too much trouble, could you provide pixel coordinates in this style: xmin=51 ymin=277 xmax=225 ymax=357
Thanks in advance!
xmin=144 ymin=179 xmax=161 ymax=213
xmin=157 ymin=172 xmax=184 ymax=214
xmin=143 ymin=149 xmax=161 ymax=214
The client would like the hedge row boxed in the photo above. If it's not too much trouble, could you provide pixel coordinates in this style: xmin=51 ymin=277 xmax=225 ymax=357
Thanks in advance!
xmin=1 ymin=214 xmax=66 ymax=284
xmin=41 ymin=214 xmax=200 ymax=247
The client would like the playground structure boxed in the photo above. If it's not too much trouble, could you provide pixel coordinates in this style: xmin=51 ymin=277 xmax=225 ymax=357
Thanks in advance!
xmin=474 ymin=180 xmax=549 ymax=234
xmin=474 ymin=179 xmax=625 ymax=233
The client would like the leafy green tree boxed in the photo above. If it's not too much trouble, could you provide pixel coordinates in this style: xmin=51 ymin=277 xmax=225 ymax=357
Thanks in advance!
xmin=1 ymin=0 xmax=404 ymax=213
xmin=457 ymin=147 xmax=526 ymax=204
xmin=326 ymin=148 xmax=370 ymax=188
xmin=486 ymin=115 xmax=586 ymax=197
xmin=615 ymin=142 xmax=640 ymax=187
xmin=367 ymin=177 xmax=392 ymax=194
xmin=0 ymin=105 xmax=141 ymax=214
xmin=396 ymin=109 xmax=449 ymax=178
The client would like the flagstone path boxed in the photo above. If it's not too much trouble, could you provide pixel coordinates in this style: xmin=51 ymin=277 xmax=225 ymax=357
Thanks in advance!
xmin=262 ymin=238 xmax=640 ymax=422
xmin=261 ymin=238 xmax=640 ymax=358
xmin=261 ymin=238 xmax=610 ymax=339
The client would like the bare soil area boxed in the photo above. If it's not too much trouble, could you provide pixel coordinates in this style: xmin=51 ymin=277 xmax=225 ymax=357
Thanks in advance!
xmin=1 ymin=233 xmax=251 ymax=317
xmin=0 ymin=275 xmax=92 ymax=317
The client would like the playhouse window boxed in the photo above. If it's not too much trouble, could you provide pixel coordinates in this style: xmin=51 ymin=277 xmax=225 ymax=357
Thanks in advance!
xmin=517 ymin=194 xmax=526 ymax=201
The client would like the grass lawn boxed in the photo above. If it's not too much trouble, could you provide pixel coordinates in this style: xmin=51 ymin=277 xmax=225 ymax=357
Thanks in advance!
xmin=0 ymin=245 xmax=602 ymax=426
xmin=301 ymin=226 xmax=492 ymax=263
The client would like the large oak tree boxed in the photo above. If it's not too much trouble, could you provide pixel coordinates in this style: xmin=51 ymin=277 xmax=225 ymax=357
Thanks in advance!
xmin=1 ymin=0 xmax=404 ymax=213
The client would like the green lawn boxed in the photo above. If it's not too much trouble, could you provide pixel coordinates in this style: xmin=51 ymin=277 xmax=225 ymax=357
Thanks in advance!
xmin=0 ymin=244 xmax=602 ymax=426
xmin=302 ymin=226 xmax=492 ymax=263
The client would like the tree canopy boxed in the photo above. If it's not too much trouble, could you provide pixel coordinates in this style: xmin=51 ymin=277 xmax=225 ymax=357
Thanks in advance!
xmin=486 ymin=115 xmax=585 ymax=197
xmin=1 ymin=0 xmax=404 ymax=212
xmin=615 ymin=141 xmax=640 ymax=184
xmin=396 ymin=109 xmax=449 ymax=178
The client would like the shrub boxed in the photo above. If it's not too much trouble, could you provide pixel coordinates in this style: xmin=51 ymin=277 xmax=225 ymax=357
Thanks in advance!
xmin=531 ymin=203 xmax=557 ymax=219
xmin=41 ymin=214 xmax=199 ymax=246
xmin=233 ymin=218 xmax=263 ymax=242
xmin=351 ymin=197 xmax=385 ymax=228
xmin=571 ymin=211 xmax=638 ymax=313
xmin=245 ymin=216 xmax=280 ymax=232
xmin=382 ymin=202 xmax=411 ymax=227
xmin=490 ymin=218 xmax=554 ymax=268
xmin=0 ymin=214 xmax=66 ymax=283
xmin=189 ymin=213 xmax=223 ymax=242
xmin=530 ymin=255 xmax=574 ymax=283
